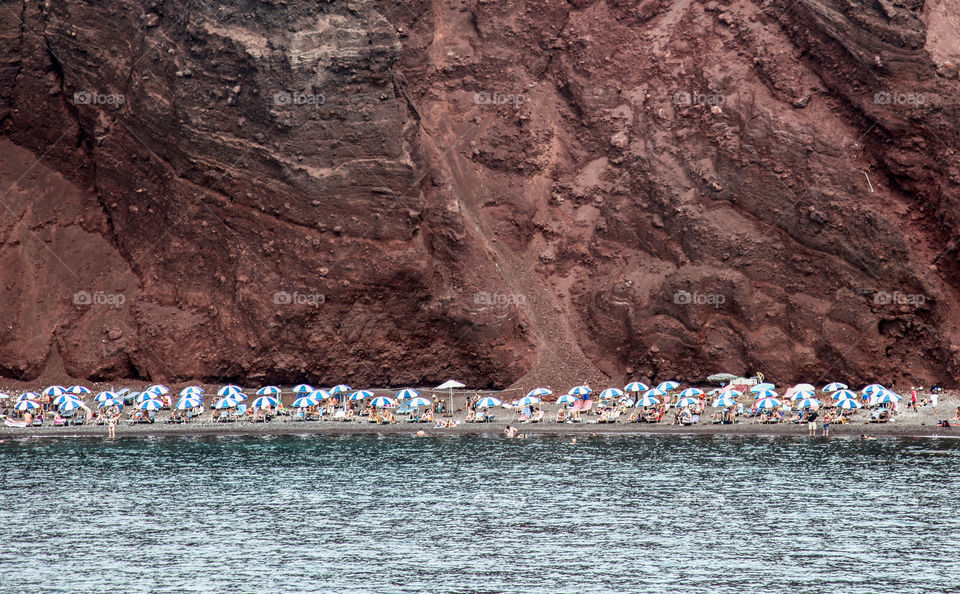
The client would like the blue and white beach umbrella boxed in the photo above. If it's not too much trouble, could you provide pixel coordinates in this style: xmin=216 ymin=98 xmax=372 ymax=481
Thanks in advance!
xmin=837 ymin=399 xmax=861 ymax=410
xmin=643 ymin=388 xmax=667 ymax=399
xmin=135 ymin=392 xmax=154 ymax=404
xmin=750 ymin=383 xmax=777 ymax=393
xmin=257 ymin=386 xmax=282 ymax=396
xmin=753 ymin=389 xmax=778 ymax=399
xmin=95 ymin=391 xmax=117 ymax=403
xmin=292 ymin=384 xmax=314 ymax=394
xmin=797 ymin=398 xmax=821 ymax=409
xmin=370 ymin=396 xmax=396 ymax=408
xmin=176 ymin=397 xmax=201 ymax=410
xmin=599 ymin=388 xmax=624 ymax=400
xmin=67 ymin=385 xmax=91 ymax=395
xmin=862 ymin=384 xmax=886 ymax=397
xmin=396 ymin=388 xmax=419 ymax=400
xmin=712 ymin=396 xmax=736 ymax=408
xmin=180 ymin=386 xmax=203 ymax=397
xmin=407 ymin=397 xmax=432 ymax=408
xmin=676 ymin=397 xmax=699 ymax=408
xmin=145 ymin=384 xmax=169 ymax=396
xmin=755 ymin=397 xmax=781 ymax=410
xmin=822 ymin=382 xmax=847 ymax=393
xmin=719 ymin=389 xmax=742 ymax=398
xmin=53 ymin=394 xmax=81 ymax=407
xmin=832 ymin=390 xmax=858 ymax=401
xmin=624 ymin=382 xmax=649 ymax=393
xmin=15 ymin=399 xmax=40 ymax=411
xmin=19 ymin=392 xmax=40 ymax=402
xmin=330 ymin=384 xmax=351 ymax=395
xmin=678 ymin=388 xmax=704 ymax=399
xmin=42 ymin=386 xmax=67 ymax=397
xmin=98 ymin=398 xmax=122 ymax=409
xmin=251 ymin=396 xmax=279 ymax=410
xmin=292 ymin=396 xmax=319 ymax=408
xmin=217 ymin=385 xmax=243 ymax=397
xmin=139 ymin=399 xmax=164 ymax=411
xmin=637 ymin=395 xmax=660 ymax=407
xmin=350 ymin=390 xmax=373 ymax=401
xmin=475 ymin=397 xmax=502 ymax=408
xmin=526 ymin=388 xmax=553 ymax=398
xmin=656 ymin=381 xmax=680 ymax=392
xmin=214 ymin=397 xmax=239 ymax=409
xmin=310 ymin=389 xmax=332 ymax=401
xmin=873 ymin=391 xmax=902 ymax=404
xmin=792 ymin=390 xmax=816 ymax=401
xmin=568 ymin=386 xmax=592 ymax=396
xmin=516 ymin=395 xmax=542 ymax=408
xmin=59 ymin=399 xmax=83 ymax=414
xmin=555 ymin=394 xmax=578 ymax=405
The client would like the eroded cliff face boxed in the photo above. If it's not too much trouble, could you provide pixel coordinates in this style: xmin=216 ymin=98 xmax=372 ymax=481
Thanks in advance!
xmin=0 ymin=0 xmax=958 ymax=387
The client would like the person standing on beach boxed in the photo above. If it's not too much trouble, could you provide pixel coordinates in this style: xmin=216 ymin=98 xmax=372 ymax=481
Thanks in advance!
xmin=910 ymin=388 xmax=918 ymax=412
xmin=931 ymin=391 xmax=938 ymax=416
xmin=807 ymin=409 xmax=818 ymax=436
xmin=822 ymin=412 xmax=831 ymax=437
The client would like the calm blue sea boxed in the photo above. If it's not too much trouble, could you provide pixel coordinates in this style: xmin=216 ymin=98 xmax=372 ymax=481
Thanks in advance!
xmin=1 ymin=434 xmax=958 ymax=593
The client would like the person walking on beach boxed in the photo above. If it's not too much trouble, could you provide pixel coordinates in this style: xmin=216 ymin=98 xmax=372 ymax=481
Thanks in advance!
xmin=807 ymin=409 xmax=818 ymax=436
xmin=910 ymin=388 xmax=918 ymax=412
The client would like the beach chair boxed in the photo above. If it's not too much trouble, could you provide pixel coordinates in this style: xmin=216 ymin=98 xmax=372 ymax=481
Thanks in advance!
xmin=529 ymin=410 xmax=544 ymax=423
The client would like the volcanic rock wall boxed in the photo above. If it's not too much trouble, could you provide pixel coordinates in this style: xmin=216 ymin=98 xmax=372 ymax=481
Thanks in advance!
xmin=0 ymin=0 xmax=958 ymax=387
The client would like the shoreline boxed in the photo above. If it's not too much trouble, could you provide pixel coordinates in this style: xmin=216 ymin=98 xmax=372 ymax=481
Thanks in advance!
xmin=2 ymin=419 xmax=957 ymax=440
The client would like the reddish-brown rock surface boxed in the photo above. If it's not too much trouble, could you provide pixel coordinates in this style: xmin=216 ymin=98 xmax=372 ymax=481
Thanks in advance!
xmin=0 ymin=0 xmax=958 ymax=388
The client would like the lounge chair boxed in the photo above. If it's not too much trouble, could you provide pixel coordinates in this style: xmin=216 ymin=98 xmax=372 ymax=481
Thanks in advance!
xmin=529 ymin=410 xmax=544 ymax=423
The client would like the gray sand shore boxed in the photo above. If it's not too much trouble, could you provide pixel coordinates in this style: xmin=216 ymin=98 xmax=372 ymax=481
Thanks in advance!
xmin=3 ymin=387 xmax=957 ymax=440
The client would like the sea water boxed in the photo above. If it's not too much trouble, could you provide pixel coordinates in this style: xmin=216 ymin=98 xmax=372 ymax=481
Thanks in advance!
xmin=1 ymin=434 xmax=958 ymax=592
